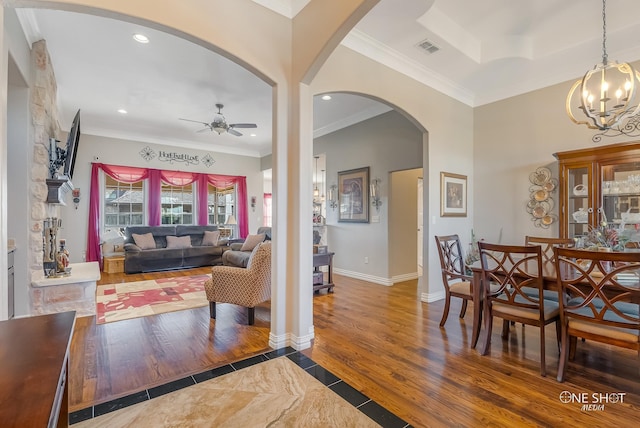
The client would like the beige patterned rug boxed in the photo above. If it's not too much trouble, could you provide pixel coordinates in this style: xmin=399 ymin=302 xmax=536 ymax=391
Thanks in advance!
xmin=96 ymin=274 xmax=210 ymax=324
xmin=73 ymin=357 xmax=380 ymax=427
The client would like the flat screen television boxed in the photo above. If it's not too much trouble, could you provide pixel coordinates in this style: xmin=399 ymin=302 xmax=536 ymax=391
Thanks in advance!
xmin=63 ymin=109 xmax=81 ymax=180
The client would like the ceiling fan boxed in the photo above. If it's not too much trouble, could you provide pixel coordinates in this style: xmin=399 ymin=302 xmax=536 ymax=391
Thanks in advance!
xmin=179 ymin=103 xmax=257 ymax=136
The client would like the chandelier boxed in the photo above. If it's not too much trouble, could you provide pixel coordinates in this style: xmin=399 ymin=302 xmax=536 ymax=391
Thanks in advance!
xmin=566 ymin=0 xmax=640 ymax=131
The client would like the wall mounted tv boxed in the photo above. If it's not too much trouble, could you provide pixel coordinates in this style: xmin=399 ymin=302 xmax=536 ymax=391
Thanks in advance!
xmin=63 ymin=109 xmax=81 ymax=179
xmin=49 ymin=109 xmax=81 ymax=180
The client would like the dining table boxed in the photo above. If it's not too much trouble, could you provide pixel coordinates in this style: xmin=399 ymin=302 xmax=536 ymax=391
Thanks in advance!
xmin=468 ymin=253 xmax=640 ymax=349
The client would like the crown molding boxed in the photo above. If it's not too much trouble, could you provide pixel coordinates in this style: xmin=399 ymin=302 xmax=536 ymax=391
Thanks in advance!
xmin=15 ymin=8 xmax=41 ymax=45
xmin=313 ymin=103 xmax=392 ymax=139
xmin=341 ymin=29 xmax=475 ymax=107
xmin=252 ymin=0 xmax=310 ymax=19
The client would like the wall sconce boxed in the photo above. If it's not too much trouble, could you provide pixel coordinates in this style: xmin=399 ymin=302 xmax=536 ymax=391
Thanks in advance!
xmin=72 ymin=188 xmax=81 ymax=210
xmin=328 ymin=184 xmax=338 ymax=210
xmin=370 ymin=178 xmax=382 ymax=211
xmin=251 ymin=196 xmax=256 ymax=211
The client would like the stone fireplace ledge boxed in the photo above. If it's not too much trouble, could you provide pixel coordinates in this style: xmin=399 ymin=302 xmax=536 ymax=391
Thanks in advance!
xmin=30 ymin=262 xmax=101 ymax=317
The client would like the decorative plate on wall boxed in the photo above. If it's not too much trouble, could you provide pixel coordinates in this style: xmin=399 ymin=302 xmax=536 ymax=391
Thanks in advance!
xmin=526 ymin=166 xmax=558 ymax=229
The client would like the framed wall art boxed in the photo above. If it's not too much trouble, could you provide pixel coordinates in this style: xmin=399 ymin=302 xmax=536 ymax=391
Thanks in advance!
xmin=440 ymin=172 xmax=467 ymax=217
xmin=338 ymin=166 xmax=369 ymax=223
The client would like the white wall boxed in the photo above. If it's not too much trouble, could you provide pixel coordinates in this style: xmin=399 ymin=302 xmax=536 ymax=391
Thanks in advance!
xmin=58 ymin=133 xmax=264 ymax=262
xmin=314 ymin=110 xmax=422 ymax=284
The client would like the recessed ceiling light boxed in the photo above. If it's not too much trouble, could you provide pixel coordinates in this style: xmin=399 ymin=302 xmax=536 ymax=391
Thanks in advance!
xmin=250 ymin=133 xmax=257 ymax=137
xmin=321 ymin=95 xmax=332 ymax=101
xmin=133 ymin=34 xmax=149 ymax=44
xmin=117 ymin=109 xmax=127 ymax=114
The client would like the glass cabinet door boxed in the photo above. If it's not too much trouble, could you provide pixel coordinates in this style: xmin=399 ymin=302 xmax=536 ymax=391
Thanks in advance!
xmin=566 ymin=165 xmax=592 ymax=240
xmin=601 ymin=161 xmax=640 ymax=244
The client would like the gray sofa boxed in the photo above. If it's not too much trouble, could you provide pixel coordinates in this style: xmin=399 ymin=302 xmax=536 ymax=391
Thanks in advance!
xmin=123 ymin=225 xmax=229 ymax=274
xmin=222 ymin=227 xmax=272 ymax=268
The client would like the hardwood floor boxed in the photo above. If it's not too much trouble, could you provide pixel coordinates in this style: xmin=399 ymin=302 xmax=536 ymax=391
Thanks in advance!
xmin=70 ymin=269 xmax=640 ymax=427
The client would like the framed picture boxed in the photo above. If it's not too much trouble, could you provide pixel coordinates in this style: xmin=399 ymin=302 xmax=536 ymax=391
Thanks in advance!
xmin=440 ymin=172 xmax=467 ymax=217
xmin=338 ymin=166 xmax=369 ymax=223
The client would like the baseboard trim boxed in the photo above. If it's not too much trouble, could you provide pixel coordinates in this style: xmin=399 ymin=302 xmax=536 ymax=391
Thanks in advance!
xmin=333 ymin=268 xmax=393 ymax=286
xmin=421 ymin=290 xmax=445 ymax=303
xmin=269 ymin=331 xmax=313 ymax=351
xmin=391 ymin=272 xmax=419 ymax=284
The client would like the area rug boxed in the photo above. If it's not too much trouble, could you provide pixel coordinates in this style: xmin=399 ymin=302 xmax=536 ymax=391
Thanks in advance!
xmin=96 ymin=274 xmax=210 ymax=324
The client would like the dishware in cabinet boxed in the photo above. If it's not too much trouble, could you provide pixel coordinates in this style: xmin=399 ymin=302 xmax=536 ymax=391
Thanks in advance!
xmin=555 ymin=142 xmax=640 ymax=242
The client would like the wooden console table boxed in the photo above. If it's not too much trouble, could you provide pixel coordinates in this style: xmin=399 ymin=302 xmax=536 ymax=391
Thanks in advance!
xmin=0 ymin=311 xmax=76 ymax=427
xmin=313 ymin=252 xmax=335 ymax=293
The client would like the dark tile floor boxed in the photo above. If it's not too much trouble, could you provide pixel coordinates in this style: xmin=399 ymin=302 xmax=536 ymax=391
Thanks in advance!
xmin=69 ymin=347 xmax=410 ymax=427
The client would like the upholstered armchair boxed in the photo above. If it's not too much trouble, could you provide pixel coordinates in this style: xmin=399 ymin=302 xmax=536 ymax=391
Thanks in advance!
xmin=204 ymin=241 xmax=271 ymax=325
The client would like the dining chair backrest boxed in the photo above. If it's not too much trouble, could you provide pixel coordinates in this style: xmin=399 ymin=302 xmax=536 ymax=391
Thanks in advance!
xmin=478 ymin=242 xmax=544 ymax=310
xmin=435 ymin=234 xmax=467 ymax=280
xmin=434 ymin=234 xmax=475 ymax=328
xmin=524 ymin=236 xmax=574 ymax=264
xmin=554 ymin=247 xmax=640 ymax=334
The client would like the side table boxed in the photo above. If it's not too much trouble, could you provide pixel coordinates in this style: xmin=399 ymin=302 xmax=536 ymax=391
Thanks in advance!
xmin=103 ymin=255 xmax=125 ymax=273
xmin=313 ymin=252 xmax=335 ymax=293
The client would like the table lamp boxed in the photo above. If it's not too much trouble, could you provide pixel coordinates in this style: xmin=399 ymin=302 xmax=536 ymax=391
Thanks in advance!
xmin=225 ymin=214 xmax=237 ymax=239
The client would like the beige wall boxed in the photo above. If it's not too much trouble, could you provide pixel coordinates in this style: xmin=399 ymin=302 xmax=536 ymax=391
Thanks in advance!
xmin=58 ymin=133 xmax=266 ymax=264
xmin=314 ymin=110 xmax=422 ymax=284
xmin=389 ymin=168 xmax=421 ymax=279
xmin=311 ymin=45 xmax=474 ymax=301
xmin=473 ymin=66 xmax=639 ymax=247
xmin=1 ymin=0 xmax=382 ymax=346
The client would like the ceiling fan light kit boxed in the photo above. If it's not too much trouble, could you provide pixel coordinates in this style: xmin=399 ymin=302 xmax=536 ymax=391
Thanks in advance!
xmin=566 ymin=0 xmax=640 ymax=134
xmin=180 ymin=103 xmax=257 ymax=136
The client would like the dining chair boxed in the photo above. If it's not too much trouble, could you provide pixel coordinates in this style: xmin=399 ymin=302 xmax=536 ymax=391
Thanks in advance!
xmin=478 ymin=242 xmax=560 ymax=376
xmin=523 ymin=236 xmax=574 ymax=302
xmin=524 ymin=236 xmax=574 ymax=264
xmin=554 ymin=247 xmax=640 ymax=382
xmin=434 ymin=235 xmax=475 ymax=327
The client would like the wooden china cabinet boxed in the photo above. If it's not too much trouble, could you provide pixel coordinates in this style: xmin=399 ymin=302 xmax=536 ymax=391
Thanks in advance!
xmin=554 ymin=141 xmax=640 ymax=243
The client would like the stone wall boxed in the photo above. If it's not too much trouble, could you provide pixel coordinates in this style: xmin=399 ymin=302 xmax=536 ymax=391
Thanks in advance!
xmin=29 ymin=40 xmax=61 ymax=278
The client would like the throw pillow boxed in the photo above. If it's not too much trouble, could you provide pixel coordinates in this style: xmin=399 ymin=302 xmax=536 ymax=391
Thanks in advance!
xmin=132 ymin=232 xmax=156 ymax=250
xmin=240 ymin=233 xmax=266 ymax=251
xmin=201 ymin=230 xmax=221 ymax=246
xmin=166 ymin=235 xmax=192 ymax=249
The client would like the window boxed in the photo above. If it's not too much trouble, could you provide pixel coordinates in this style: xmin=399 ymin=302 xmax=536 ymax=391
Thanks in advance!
xmin=161 ymin=183 xmax=194 ymax=225
xmin=104 ymin=176 xmax=144 ymax=228
xmin=207 ymin=184 xmax=235 ymax=225
xmin=263 ymin=193 xmax=272 ymax=227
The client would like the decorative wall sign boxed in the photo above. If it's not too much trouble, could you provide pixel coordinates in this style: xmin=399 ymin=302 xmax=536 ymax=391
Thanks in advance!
xmin=526 ymin=166 xmax=558 ymax=228
xmin=139 ymin=146 xmax=156 ymax=161
xmin=158 ymin=150 xmax=199 ymax=165
xmin=138 ymin=146 xmax=216 ymax=167
xmin=202 ymin=154 xmax=216 ymax=167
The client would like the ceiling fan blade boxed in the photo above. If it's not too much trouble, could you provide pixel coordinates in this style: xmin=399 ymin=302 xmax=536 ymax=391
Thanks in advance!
xmin=196 ymin=127 xmax=211 ymax=133
xmin=229 ymin=123 xmax=257 ymax=128
xmin=179 ymin=118 xmax=209 ymax=126
xmin=227 ymin=128 xmax=243 ymax=136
